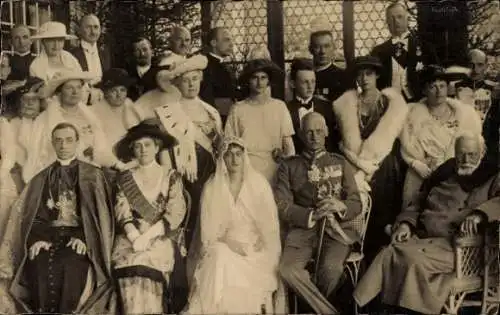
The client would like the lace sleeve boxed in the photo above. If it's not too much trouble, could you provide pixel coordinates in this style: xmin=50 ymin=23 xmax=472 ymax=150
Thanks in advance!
xmin=115 ymin=189 xmax=134 ymax=230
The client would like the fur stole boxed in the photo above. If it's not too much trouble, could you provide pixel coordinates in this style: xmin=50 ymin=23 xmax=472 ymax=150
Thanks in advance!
xmin=333 ymin=88 xmax=408 ymax=176
xmin=400 ymin=97 xmax=482 ymax=167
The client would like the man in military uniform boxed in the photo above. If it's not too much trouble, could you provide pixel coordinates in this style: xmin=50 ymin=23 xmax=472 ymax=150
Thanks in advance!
xmin=275 ymin=112 xmax=362 ymax=314
xmin=455 ymin=49 xmax=500 ymax=167
xmin=308 ymin=18 xmax=351 ymax=103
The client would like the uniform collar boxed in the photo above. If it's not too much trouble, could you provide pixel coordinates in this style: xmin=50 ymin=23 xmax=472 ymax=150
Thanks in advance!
xmin=302 ymin=149 xmax=326 ymax=162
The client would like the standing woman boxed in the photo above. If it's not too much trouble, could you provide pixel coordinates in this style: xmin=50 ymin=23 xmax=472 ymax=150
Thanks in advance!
xmin=333 ymin=56 xmax=408 ymax=263
xmin=400 ymin=65 xmax=482 ymax=207
xmin=29 ymin=21 xmax=82 ymax=81
xmin=225 ymin=59 xmax=295 ymax=182
xmin=112 ymin=121 xmax=186 ymax=314
xmin=154 ymin=55 xmax=222 ymax=305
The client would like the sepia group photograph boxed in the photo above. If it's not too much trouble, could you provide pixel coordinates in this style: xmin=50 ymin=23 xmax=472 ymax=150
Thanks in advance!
xmin=0 ymin=0 xmax=499 ymax=314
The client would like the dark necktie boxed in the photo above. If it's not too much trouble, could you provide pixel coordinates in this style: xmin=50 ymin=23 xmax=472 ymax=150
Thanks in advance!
xmin=299 ymin=99 xmax=313 ymax=110
xmin=392 ymin=42 xmax=408 ymax=68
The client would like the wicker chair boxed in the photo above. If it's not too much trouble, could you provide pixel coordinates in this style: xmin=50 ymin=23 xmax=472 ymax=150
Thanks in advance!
xmin=481 ymin=221 xmax=499 ymax=315
xmin=443 ymin=220 xmax=500 ymax=315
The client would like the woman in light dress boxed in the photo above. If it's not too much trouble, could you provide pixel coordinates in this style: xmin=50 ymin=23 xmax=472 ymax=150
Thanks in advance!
xmin=225 ymin=58 xmax=295 ymax=182
xmin=92 ymin=68 xmax=136 ymax=146
xmin=400 ymin=65 xmax=482 ymax=207
xmin=0 ymin=116 xmax=17 ymax=235
xmin=8 ymin=77 xmax=45 ymax=188
xmin=112 ymin=120 xmax=186 ymax=314
xmin=29 ymin=21 xmax=82 ymax=81
xmin=23 ymin=70 xmax=121 ymax=182
xmin=185 ymin=136 xmax=283 ymax=314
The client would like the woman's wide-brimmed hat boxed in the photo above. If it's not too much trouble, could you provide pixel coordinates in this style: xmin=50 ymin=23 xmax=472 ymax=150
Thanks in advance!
xmin=419 ymin=64 xmax=459 ymax=86
xmin=239 ymin=58 xmax=284 ymax=85
xmin=31 ymin=21 xmax=78 ymax=40
xmin=97 ymin=68 xmax=136 ymax=91
xmin=11 ymin=76 xmax=45 ymax=100
xmin=114 ymin=119 xmax=178 ymax=162
xmin=351 ymin=55 xmax=383 ymax=74
xmin=38 ymin=70 xmax=96 ymax=98
xmin=156 ymin=54 xmax=208 ymax=82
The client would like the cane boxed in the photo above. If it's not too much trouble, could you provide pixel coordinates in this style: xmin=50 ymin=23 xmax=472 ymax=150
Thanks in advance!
xmin=313 ymin=216 xmax=327 ymax=284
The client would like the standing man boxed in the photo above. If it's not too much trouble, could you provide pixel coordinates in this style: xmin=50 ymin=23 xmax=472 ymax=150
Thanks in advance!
xmin=309 ymin=19 xmax=351 ymax=103
xmin=275 ymin=112 xmax=362 ymax=314
xmin=371 ymin=1 xmax=437 ymax=102
xmin=127 ymin=37 xmax=157 ymax=101
xmin=455 ymin=49 xmax=500 ymax=167
xmin=0 ymin=123 xmax=116 ymax=314
xmin=159 ymin=26 xmax=192 ymax=67
xmin=8 ymin=24 xmax=34 ymax=81
xmin=287 ymin=58 xmax=340 ymax=154
xmin=199 ymin=27 xmax=239 ymax=124
xmin=69 ymin=14 xmax=112 ymax=85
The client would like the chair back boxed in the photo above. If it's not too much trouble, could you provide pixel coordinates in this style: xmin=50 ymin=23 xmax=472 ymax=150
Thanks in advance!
xmin=352 ymin=192 xmax=372 ymax=253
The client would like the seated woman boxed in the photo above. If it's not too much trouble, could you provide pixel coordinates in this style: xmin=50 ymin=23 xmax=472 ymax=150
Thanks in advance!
xmin=112 ymin=120 xmax=186 ymax=314
xmin=92 ymin=68 xmax=136 ymax=146
xmin=185 ymin=137 xmax=283 ymax=314
xmin=0 ymin=116 xmax=17 ymax=234
xmin=225 ymin=58 xmax=295 ymax=182
xmin=400 ymin=65 xmax=482 ymax=208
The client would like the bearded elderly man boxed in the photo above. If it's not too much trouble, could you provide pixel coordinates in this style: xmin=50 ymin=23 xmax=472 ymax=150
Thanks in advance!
xmin=275 ymin=112 xmax=362 ymax=314
xmin=354 ymin=131 xmax=500 ymax=315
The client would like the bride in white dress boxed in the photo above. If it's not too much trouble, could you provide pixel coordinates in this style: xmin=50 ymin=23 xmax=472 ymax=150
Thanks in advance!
xmin=185 ymin=136 xmax=283 ymax=314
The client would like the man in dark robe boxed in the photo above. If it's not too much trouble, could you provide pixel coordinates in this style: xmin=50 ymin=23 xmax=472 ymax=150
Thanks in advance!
xmin=308 ymin=20 xmax=351 ymax=103
xmin=199 ymin=27 xmax=239 ymax=125
xmin=354 ymin=131 xmax=500 ymax=314
xmin=8 ymin=24 xmax=34 ymax=81
xmin=127 ymin=37 xmax=158 ymax=101
xmin=276 ymin=112 xmax=362 ymax=314
xmin=287 ymin=58 xmax=340 ymax=154
xmin=370 ymin=2 xmax=437 ymax=102
xmin=455 ymin=49 xmax=500 ymax=168
xmin=0 ymin=122 xmax=116 ymax=314
xmin=69 ymin=14 xmax=112 ymax=85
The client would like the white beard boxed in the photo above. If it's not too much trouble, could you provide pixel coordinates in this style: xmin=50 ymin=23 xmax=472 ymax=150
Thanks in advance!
xmin=457 ymin=161 xmax=481 ymax=176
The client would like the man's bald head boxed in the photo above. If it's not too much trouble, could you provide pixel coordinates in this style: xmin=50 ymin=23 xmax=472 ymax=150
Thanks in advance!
xmin=469 ymin=49 xmax=487 ymax=80
xmin=79 ymin=14 xmax=101 ymax=43
xmin=170 ymin=26 xmax=191 ymax=56
xmin=301 ymin=112 xmax=328 ymax=152
xmin=11 ymin=24 xmax=32 ymax=54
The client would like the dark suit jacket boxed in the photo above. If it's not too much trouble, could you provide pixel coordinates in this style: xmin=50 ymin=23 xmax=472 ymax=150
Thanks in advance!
xmin=68 ymin=43 xmax=112 ymax=75
xmin=287 ymin=96 xmax=340 ymax=154
xmin=126 ymin=64 xmax=158 ymax=101
xmin=199 ymin=54 xmax=238 ymax=107
xmin=370 ymin=32 xmax=438 ymax=101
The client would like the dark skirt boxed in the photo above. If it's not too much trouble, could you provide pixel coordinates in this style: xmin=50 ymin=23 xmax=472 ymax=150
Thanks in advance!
xmin=363 ymin=142 xmax=407 ymax=264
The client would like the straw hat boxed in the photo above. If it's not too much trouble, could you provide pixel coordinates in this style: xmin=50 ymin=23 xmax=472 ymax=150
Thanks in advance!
xmin=114 ymin=119 xmax=177 ymax=162
xmin=31 ymin=21 xmax=78 ymax=40
xmin=156 ymin=54 xmax=208 ymax=82
xmin=38 ymin=70 xmax=96 ymax=98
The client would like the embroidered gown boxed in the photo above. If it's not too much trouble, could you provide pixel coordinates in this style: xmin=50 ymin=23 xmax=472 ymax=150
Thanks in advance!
xmin=112 ymin=166 xmax=186 ymax=314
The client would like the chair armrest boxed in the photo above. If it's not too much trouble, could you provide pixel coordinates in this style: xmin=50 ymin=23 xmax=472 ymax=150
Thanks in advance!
xmin=453 ymin=233 xmax=485 ymax=279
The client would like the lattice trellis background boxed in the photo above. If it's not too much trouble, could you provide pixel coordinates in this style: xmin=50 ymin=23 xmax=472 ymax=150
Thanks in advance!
xmin=211 ymin=0 xmax=268 ymax=63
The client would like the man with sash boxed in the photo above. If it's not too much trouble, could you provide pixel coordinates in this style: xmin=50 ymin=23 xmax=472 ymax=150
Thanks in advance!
xmin=0 ymin=122 xmax=115 ymax=314
xmin=455 ymin=49 xmax=500 ymax=167
xmin=275 ymin=112 xmax=362 ymax=314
